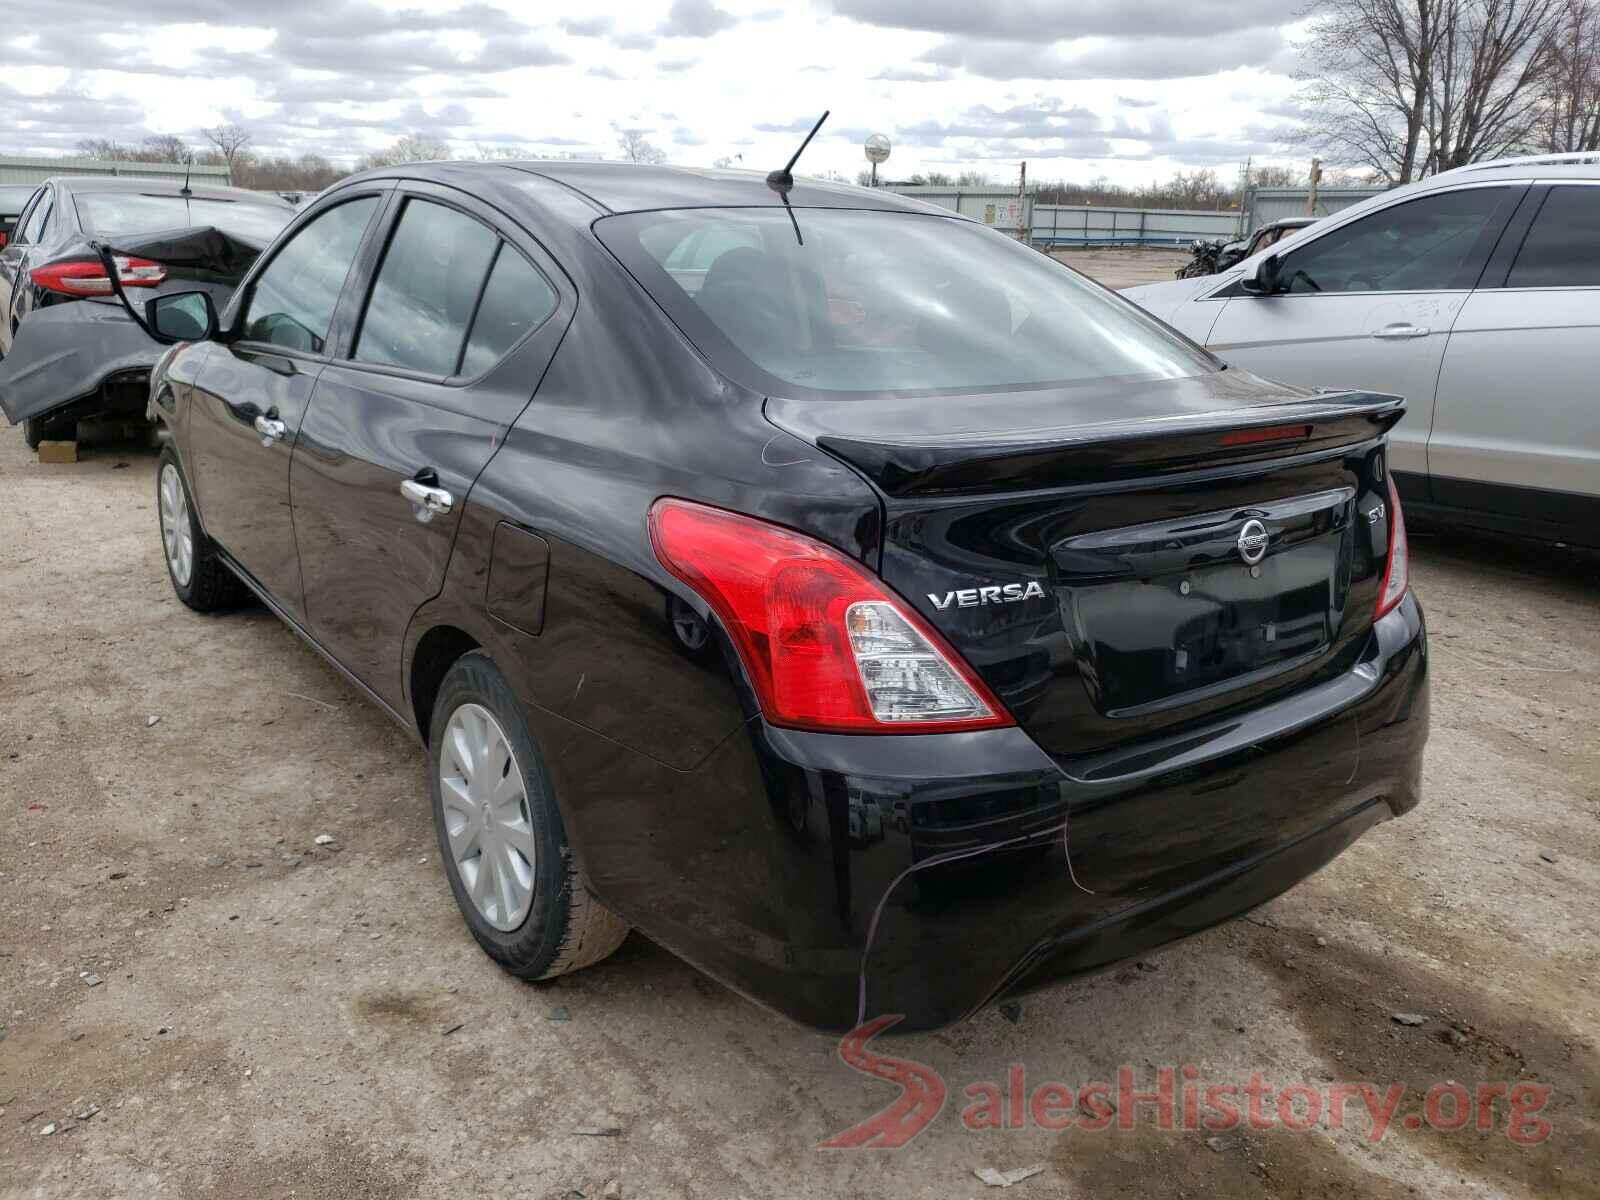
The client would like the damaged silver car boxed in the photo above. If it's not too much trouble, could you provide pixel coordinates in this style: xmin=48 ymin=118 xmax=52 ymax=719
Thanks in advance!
xmin=0 ymin=175 xmax=294 ymax=446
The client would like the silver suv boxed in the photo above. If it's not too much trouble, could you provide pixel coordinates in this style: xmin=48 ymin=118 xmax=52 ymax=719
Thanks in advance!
xmin=1126 ymin=153 xmax=1600 ymax=547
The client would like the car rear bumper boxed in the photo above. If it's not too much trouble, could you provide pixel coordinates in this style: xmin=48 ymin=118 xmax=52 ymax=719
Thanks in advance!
xmin=560 ymin=591 xmax=1427 ymax=1033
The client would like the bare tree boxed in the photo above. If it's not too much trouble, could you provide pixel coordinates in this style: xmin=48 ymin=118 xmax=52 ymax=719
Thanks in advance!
xmin=1251 ymin=164 xmax=1307 ymax=186
xmin=1298 ymin=0 xmax=1564 ymax=181
xmin=75 ymin=137 xmax=126 ymax=160
xmin=1537 ymin=0 xmax=1600 ymax=148
xmin=617 ymin=130 xmax=666 ymax=164
xmin=141 ymin=134 xmax=190 ymax=163
xmin=1424 ymin=0 xmax=1563 ymax=171
xmin=1296 ymin=0 xmax=1445 ymax=184
xmin=202 ymin=124 xmax=252 ymax=174
xmin=357 ymin=133 xmax=453 ymax=170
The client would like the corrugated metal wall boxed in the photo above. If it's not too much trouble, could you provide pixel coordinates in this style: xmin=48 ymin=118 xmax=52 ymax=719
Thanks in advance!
xmin=889 ymin=186 xmax=1034 ymax=230
xmin=1030 ymin=205 xmax=1242 ymax=246
xmin=1244 ymin=186 xmax=1388 ymax=229
xmin=0 ymin=156 xmax=233 ymax=187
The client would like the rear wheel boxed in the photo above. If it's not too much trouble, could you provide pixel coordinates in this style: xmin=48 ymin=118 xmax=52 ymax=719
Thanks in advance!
xmin=429 ymin=652 xmax=628 ymax=979
xmin=157 ymin=448 xmax=243 ymax=611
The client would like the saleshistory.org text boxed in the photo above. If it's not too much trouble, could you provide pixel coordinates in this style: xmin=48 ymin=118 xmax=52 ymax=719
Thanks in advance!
xmin=820 ymin=1016 xmax=1554 ymax=1150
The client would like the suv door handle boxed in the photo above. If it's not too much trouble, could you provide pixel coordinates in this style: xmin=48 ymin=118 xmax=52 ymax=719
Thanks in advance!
xmin=400 ymin=477 xmax=454 ymax=518
xmin=253 ymin=414 xmax=287 ymax=444
xmin=1372 ymin=323 xmax=1430 ymax=340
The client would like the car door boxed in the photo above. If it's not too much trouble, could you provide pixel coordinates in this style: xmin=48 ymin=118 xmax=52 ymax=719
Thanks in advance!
xmin=186 ymin=190 xmax=388 ymax=618
xmin=1203 ymin=184 xmax=1524 ymax=489
xmin=1429 ymin=181 xmax=1600 ymax=522
xmin=0 ymin=186 xmax=49 ymax=353
xmin=290 ymin=184 xmax=569 ymax=709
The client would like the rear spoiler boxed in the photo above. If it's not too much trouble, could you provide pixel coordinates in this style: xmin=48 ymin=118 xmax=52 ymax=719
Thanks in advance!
xmin=805 ymin=392 xmax=1405 ymax=497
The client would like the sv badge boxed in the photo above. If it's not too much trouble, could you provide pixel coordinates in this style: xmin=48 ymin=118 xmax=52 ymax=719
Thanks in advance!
xmin=928 ymin=581 xmax=1047 ymax=610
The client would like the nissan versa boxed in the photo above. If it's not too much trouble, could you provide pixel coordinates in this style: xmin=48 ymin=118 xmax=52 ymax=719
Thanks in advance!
xmin=144 ymin=161 xmax=1428 ymax=1032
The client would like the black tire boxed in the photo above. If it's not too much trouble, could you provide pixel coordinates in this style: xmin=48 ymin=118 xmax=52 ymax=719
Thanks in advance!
xmin=22 ymin=414 xmax=74 ymax=450
xmin=157 ymin=446 xmax=244 ymax=612
xmin=428 ymin=652 xmax=628 ymax=980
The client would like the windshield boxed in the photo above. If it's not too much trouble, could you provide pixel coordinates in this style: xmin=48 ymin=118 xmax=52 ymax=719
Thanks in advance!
xmin=598 ymin=207 xmax=1213 ymax=398
xmin=75 ymin=192 xmax=293 ymax=247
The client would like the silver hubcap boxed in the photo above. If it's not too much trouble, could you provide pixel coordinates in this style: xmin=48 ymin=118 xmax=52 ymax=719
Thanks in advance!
xmin=159 ymin=464 xmax=194 ymax=587
xmin=439 ymin=703 xmax=535 ymax=931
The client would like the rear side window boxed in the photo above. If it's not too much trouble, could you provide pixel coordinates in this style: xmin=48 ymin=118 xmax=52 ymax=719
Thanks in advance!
xmin=355 ymin=199 xmax=498 ymax=376
xmin=1507 ymin=186 xmax=1600 ymax=288
xmin=1273 ymin=187 xmax=1512 ymax=293
xmin=244 ymin=197 xmax=379 ymax=352
xmin=459 ymin=247 xmax=557 ymax=377
xmin=19 ymin=190 xmax=52 ymax=244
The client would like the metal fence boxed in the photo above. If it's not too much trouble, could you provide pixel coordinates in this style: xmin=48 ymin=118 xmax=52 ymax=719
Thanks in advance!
xmin=1243 ymin=185 xmax=1388 ymax=230
xmin=890 ymin=182 xmax=1395 ymax=248
xmin=1030 ymin=204 xmax=1242 ymax=246
xmin=0 ymin=155 xmax=232 ymax=187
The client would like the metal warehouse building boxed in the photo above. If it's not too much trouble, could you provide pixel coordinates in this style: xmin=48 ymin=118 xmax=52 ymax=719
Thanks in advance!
xmin=0 ymin=155 xmax=232 ymax=187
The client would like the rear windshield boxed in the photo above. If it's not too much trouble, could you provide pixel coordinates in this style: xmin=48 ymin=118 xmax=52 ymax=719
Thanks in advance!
xmin=597 ymin=207 xmax=1213 ymax=398
xmin=75 ymin=192 xmax=292 ymax=247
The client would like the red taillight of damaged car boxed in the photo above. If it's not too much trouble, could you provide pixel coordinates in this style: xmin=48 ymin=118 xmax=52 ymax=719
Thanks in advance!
xmin=30 ymin=256 xmax=168 ymax=297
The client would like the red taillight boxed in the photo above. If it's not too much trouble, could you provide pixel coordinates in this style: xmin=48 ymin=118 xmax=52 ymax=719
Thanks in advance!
xmin=1219 ymin=423 xmax=1312 ymax=447
xmin=0 ymin=232 xmax=8 ymax=249
xmin=648 ymin=498 xmax=1013 ymax=734
xmin=30 ymin=256 xmax=167 ymax=296
xmin=1374 ymin=473 xmax=1409 ymax=619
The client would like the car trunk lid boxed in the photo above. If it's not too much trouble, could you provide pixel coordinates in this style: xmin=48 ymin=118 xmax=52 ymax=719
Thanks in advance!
xmin=767 ymin=370 xmax=1403 ymax=757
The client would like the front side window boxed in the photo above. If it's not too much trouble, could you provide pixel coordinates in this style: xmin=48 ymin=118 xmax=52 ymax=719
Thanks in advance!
xmin=1507 ymin=186 xmax=1600 ymax=288
xmin=1271 ymin=187 xmax=1513 ymax=294
xmin=354 ymin=198 xmax=499 ymax=376
xmin=243 ymin=196 xmax=379 ymax=353
xmin=598 ymin=208 xmax=1212 ymax=398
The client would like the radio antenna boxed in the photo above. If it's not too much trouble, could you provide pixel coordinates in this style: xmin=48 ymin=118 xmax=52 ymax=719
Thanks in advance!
xmin=765 ymin=110 xmax=829 ymax=193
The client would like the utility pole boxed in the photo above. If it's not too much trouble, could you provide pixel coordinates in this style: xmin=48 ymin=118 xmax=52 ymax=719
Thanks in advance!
xmin=1307 ymin=157 xmax=1322 ymax=216
xmin=1016 ymin=160 xmax=1028 ymax=243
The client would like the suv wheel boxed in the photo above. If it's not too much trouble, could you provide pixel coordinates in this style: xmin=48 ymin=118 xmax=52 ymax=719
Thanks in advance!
xmin=429 ymin=652 xmax=628 ymax=979
xmin=157 ymin=448 xmax=243 ymax=611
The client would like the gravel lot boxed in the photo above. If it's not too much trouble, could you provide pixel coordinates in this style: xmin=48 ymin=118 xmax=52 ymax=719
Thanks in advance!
xmin=2 ymin=249 xmax=1597 ymax=1198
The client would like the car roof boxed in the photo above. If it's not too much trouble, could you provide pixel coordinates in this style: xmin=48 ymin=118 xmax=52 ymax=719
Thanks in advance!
xmin=45 ymin=176 xmax=294 ymax=206
xmin=339 ymin=160 xmax=955 ymax=218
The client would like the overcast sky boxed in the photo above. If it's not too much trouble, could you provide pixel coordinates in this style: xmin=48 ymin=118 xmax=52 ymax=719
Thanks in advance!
xmin=1 ymin=0 xmax=1312 ymax=186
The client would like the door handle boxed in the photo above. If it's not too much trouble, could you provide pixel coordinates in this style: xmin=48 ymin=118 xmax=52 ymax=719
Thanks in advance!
xmin=1372 ymin=323 xmax=1430 ymax=340
xmin=253 ymin=414 xmax=287 ymax=445
xmin=400 ymin=477 xmax=454 ymax=519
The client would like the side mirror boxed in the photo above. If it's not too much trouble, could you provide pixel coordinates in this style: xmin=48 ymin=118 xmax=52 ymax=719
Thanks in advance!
xmin=145 ymin=290 xmax=218 ymax=344
xmin=1239 ymin=253 xmax=1282 ymax=296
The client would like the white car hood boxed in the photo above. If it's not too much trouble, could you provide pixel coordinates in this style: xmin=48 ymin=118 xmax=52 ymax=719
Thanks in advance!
xmin=1122 ymin=273 xmax=1237 ymax=322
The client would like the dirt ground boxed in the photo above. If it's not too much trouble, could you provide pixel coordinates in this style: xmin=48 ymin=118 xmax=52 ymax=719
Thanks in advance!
xmin=2 ymin=250 xmax=1597 ymax=1198
xmin=1049 ymin=245 xmax=1191 ymax=288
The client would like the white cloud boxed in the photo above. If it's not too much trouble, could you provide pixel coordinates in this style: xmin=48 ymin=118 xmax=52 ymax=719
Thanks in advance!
xmin=0 ymin=0 xmax=1308 ymax=185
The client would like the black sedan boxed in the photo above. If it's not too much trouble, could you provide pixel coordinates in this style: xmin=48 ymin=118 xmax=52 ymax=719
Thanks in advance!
xmin=0 ymin=175 xmax=294 ymax=446
xmin=143 ymin=162 xmax=1428 ymax=1031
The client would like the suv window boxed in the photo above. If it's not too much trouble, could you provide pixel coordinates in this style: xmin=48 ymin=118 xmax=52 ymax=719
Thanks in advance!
xmin=1273 ymin=187 xmax=1512 ymax=294
xmin=459 ymin=246 xmax=558 ymax=377
xmin=354 ymin=198 xmax=498 ymax=376
xmin=1507 ymin=186 xmax=1600 ymax=288
xmin=243 ymin=197 xmax=379 ymax=353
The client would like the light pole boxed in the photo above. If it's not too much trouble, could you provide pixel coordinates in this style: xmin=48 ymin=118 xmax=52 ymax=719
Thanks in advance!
xmin=864 ymin=133 xmax=890 ymax=186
